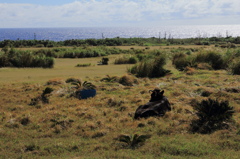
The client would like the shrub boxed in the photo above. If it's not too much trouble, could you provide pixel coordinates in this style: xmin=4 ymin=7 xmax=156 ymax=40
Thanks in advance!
xmin=128 ymin=55 xmax=170 ymax=78
xmin=128 ymin=60 xmax=151 ymax=77
xmin=0 ymin=52 xmax=10 ymax=67
xmin=118 ymin=75 xmax=138 ymax=86
xmin=172 ymin=52 xmax=190 ymax=71
xmin=114 ymin=56 xmax=138 ymax=64
xmin=190 ymin=98 xmax=235 ymax=134
xmin=99 ymin=58 xmax=109 ymax=65
xmin=205 ymin=51 xmax=225 ymax=70
xmin=173 ymin=51 xmax=227 ymax=71
xmin=0 ymin=49 xmax=54 ymax=68
xmin=229 ymin=59 xmax=240 ymax=75
xmin=129 ymin=57 xmax=138 ymax=64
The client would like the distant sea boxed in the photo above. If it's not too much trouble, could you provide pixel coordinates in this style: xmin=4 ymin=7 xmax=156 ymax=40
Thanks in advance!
xmin=0 ymin=25 xmax=240 ymax=41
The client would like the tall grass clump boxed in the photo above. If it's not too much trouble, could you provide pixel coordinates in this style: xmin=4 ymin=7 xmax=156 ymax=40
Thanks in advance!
xmin=229 ymin=59 xmax=240 ymax=75
xmin=172 ymin=50 xmax=227 ymax=71
xmin=0 ymin=49 xmax=54 ymax=68
xmin=172 ymin=52 xmax=191 ymax=71
xmin=128 ymin=55 xmax=170 ymax=78
xmin=114 ymin=55 xmax=138 ymax=64
xmin=194 ymin=51 xmax=226 ymax=70
xmin=190 ymin=98 xmax=235 ymax=134
xmin=0 ymin=52 xmax=10 ymax=67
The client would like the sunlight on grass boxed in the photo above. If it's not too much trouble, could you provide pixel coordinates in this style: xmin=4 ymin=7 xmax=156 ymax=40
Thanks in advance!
xmin=0 ymin=55 xmax=134 ymax=83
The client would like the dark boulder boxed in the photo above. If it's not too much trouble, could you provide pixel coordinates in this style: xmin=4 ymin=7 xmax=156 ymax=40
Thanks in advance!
xmin=134 ymin=88 xmax=171 ymax=119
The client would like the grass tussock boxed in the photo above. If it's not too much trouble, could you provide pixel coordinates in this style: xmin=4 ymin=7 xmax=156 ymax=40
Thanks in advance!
xmin=114 ymin=55 xmax=138 ymax=64
xmin=128 ymin=55 xmax=170 ymax=78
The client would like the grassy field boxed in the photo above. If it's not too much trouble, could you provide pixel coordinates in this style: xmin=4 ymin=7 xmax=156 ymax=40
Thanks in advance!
xmin=0 ymin=46 xmax=240 ymax=159
xmin=0 ymin=55 xmax=133 ymax=83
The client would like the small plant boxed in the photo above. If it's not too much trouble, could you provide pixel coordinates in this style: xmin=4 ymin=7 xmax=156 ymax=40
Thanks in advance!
xmin=190 ymin=98 xmax=235 ymax=134
xmin=71 ymin=80 xmax=96 ymax=99
xmin=75 ymin=63 xmax=91 ymax=67
xmin=115 ymin=134 xmax=151 ymax=149
xmin=100 ymin=75 xmax=119 ymax=82
xmin=71 ymin=81 xmax=96 ymax=90
xmin=99 ymin=58 xmax=109 ymax=65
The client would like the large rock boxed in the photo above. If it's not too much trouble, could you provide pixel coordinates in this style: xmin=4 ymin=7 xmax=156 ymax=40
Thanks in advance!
xmin=134 ymin=89 xmax=171 ymax=119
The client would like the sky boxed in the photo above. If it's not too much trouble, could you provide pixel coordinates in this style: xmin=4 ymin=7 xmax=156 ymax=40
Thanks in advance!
xmin=0 ymin=0 xmax=240 ymax=28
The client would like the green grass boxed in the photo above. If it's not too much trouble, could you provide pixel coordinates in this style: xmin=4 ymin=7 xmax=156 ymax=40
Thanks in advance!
xmin=0 ymin=46 xmax=240 ymax=158
xmin=0 ymin=55 xmax=134 ymax=83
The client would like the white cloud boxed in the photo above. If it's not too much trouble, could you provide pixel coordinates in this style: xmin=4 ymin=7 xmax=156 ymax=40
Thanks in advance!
xmin=0 ymin=0 xmax=240 ymax=28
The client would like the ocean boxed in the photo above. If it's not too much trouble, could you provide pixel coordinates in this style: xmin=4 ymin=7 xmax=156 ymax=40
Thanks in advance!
xmin=0 ymin=25 xmax=240 ymax=41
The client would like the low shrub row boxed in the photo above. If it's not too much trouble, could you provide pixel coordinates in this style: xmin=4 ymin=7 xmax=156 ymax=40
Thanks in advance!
xmin=34 ymin=47 xmax=124 ymax=58
xmin=1 ymin=36 xmax=240 ymax=48
xmin=0 ymin=48 xmax=54 ymax=68
xmin=172 ymin=49 xmax=240 ymax=75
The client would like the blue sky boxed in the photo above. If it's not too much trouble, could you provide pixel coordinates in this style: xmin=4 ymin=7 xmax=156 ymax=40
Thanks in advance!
xmin=0 ymin=0 xmax=240 ymax=28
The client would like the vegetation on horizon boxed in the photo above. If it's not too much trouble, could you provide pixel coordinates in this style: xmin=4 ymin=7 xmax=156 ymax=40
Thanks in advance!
xmin=1 ymin=35 xmax=240 ymax=48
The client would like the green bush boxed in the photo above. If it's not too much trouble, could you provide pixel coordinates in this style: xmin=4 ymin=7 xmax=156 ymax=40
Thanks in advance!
xmin=172 ymin=52 xmax=190 ymax=71
xmin=190 ymin=98 xmax=235 ymax=134
xmin=0 ymin=49 xmax=54 ymax=68
xmin=0 ymin=52 xmax=10 ymax=67
xmin=128 ymin=55 xmax=170 ymax=78
xmin=114 ymin=56 xmax=138 ymax=64
xmin=205 ymin=51 xmax=225 ymax=69
xmin=128 ymin=60 xmax=152 ymax=77
xmin=173 ymin=51 xmax=227 ymax=71
xmin=229 ymin=59 xmax=240 ymax=75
